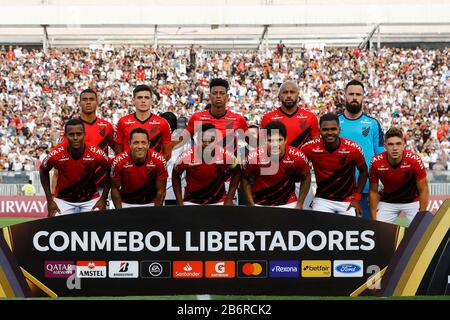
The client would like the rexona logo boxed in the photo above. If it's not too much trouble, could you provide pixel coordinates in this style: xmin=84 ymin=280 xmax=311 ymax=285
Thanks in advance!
xmin=333 ymin=260 xmax=363 ymax=277
xmin=205 ymin=261 xmax=235 ymax=278
xmin=141 ymin=261 xmax=171 ymax=278
xmin=301 ymin=260 xmax=331 ymax=278
xmin=108 ymin=261 xmax=139 ymax=278
xmin=237 ymin=261 xmax=267 ymax=278
xmin=269 ymin=260 xmax=300 ymax=278
xmin=76 ymin=261 xmax=107 ymax=278
xmin=173 ymin=261 xmax=203 ymax=278
xmin=44 ymin=261 xmax=75 ymax=278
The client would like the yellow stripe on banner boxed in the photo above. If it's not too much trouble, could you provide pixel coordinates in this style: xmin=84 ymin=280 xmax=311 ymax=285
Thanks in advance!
xmin=0 ymin=266 xmax=15 ymax=297
xmin=350 ymin=266 xmax=387 ymax=297
xmin=395 ymin=227 xmax=405 ymax=250
xmin=2 ymin=227 xmax=12 ymax=250
xmin=21 ymin=268 xmax=58 ymax=298
xmin=394 ymin=200 xmax=450 ymax=296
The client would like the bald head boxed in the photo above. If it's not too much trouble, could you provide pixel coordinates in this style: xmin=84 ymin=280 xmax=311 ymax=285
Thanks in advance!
xmin=279 ymin=80 xmax=300 ymax=111
xmin=279 ymin=80 xmax=299 ymax=94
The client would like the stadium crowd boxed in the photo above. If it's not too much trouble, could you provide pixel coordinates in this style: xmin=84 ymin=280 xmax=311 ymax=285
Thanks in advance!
xmin=0 ymin=44 xmax=448 ymax=174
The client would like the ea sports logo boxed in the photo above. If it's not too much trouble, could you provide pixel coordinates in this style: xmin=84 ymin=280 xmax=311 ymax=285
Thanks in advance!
xmin=149 ymin=263 xmax=163 ymax=277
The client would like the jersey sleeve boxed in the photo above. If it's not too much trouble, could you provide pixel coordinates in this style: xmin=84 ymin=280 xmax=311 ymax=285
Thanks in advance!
xmin=309 ymin=114 xmax=320 ymax=139
xmin=110 ymin=160 xmax=123 ymax=185
xmin=260 ymin=114 xmax=269 ymax=129
xmin=413 ymin=157 xmax=427 ymax=181
xmin=97 ymin=150 xmax=111 ymax=171
xmin=160 ymin=118 xmax=172 ymax=145
xmin=113 ymin=119 xmax=124 ymax=144
xmin=239 ymin=115 xmax=249 ymax=132
xmin=369 ymin=161 xmax=379 ymax=184
xmin=295 ymin=151 xmax=310 ymax=175
xmin=373 ymin=118 xmax=385 ymax=155
xmin=155 ymin=157 xmax=169 ymax=181
xmin=41 ymin=154 xmax=56 ymax=170
xmin=173 ymin=152 xmax=189 ymax=175
xmin=185 ymin=114 xmax=196 ymax=137
xmin=107 ymin=122 xmax=115 ymax=149
xmin=352 ymin=144 xmax=366 ymax=167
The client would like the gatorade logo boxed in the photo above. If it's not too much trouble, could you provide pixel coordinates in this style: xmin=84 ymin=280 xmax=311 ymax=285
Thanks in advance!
xmin=205 ymin=261 xmax=235 ymax=278
xmin=237 ymin=261 xmax=267 ymax=278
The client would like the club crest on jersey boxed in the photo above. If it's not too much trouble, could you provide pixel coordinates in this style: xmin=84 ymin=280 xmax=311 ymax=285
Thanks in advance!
xmin=338 ymin=156 xmax=347 ymax=165
xmin=362 ymin=127 xmax=370 ymax=137
xmin=299 ymin=121 xmax=307 ymax=130
xmin=99 ymin=128 xmax=106 ymax=137
xmin=150 ymin=127 xmax=158 ymax=135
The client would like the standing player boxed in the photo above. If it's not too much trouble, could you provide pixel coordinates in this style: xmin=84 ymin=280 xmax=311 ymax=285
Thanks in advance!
xmin=261 ymin=80 xmax=319 ymax=149
xmin=114 ymin=85 xmax=172 ymax=160
xmin=172 ymin=123 xmax=241 ymax=206
xmin=40 ymin=119 xmax=111 ymax=217
xmin=242 ymin=121 xmax=311 ymax=208
xmin=53 ymin=88 xmax=116 ymax=193
xmin=369 ymin=127 xmax=429 ymax=225
xmin=301 ymin=113 xmax=368 ymax=216
xmin=185 ymin=78 xmax=248 ymax=151
xmin=338 ymin=80 xmax=384 ymax=218
xmin=110 ymin=128 xmax=168 ymax=208
xmin=261 ymin=80 xmax=319 ymax=209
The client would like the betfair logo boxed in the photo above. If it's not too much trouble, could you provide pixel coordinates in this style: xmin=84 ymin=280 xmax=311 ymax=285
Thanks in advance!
xmin=301 ymin=260 xmax=331 ymax=278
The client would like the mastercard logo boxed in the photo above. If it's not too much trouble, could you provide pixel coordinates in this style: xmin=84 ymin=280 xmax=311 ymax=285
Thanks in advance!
xmin=237 ymin=261 xmax=267 ymax=278
xmin=242 ymin=263 xmax=263 ymax=276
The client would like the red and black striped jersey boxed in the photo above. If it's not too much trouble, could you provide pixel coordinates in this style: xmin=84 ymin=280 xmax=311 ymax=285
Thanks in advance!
xmin=114 ymin=113 xmax=172 ymax=153
xmin=370 ymin=150 xmax=427 ymax=203
xmin=301 ymin=138 xmax=366 ymax=202
xmin=244 ymin=146 xmax=310 ymax=206
xmin=173 ymin=145 xmax=238 ymax=205
xmin=111 ymin=149 xmax=168 ymax=205
xmin=261 ymin=107 xmax=319 ymax=149
xmin=186 ymin=109 xmax=248 ymax=151
xmin=59 ymin=117 xmax=114 ymax=152
xmin=42 ymin=142 xmax=110 ymax=203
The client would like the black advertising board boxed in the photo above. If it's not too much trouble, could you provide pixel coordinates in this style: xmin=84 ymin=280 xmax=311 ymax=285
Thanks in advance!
xmin=4 ymin=206 xmax=401 ymax=297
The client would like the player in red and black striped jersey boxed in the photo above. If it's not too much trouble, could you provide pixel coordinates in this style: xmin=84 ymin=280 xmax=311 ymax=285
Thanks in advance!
xmin=172 ymin=123 xmax=241 ymax=205
xmin=301 ymin=113 xmax=368 ymax=217
xmin=242 ymin=121 xmax=311 ymax=208
xmin=111 ymin=128 xmax=168 ymax=208
xmin=261 ymin=81 xmax=319 ymax=149
xmin=369 ymin=127 xmax=429 ymax=225
xmin=185 ymin=79 xmax=248 ymax=152
xmin=40 ymin=119 xmax=111 ymax=217
xmin=53 ymin=89 xmax=116 ymax=193
xmin=114 ymin=85 xmax=172 ymax=160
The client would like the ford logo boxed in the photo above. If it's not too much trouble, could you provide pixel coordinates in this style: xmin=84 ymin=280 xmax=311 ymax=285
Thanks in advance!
xmin=336 ymin=264 xmax=361 ymax=273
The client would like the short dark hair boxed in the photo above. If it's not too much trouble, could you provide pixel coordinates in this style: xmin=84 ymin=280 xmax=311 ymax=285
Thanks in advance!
xmin=160 ymin=112 xmax=177 ymax=132
xmin=80 ymin=88 xmax=97 ymax=100
xmin=319 ymin=112 xmax=340 ymax=127
xmin=201 ymin=123 xmax=216 ymax=133
xmin=64 ymin=118 xmax=85 ymax=133
xmin=385 ymin=127 xmax=404 ymax=141
xmin=263 ymin=121 xmax=287 ymax=139
xmin=345 ymin=79 xmax=364 ymax=92
xmin=133 ymin=84 xmax=152 ymax=97
xmin=249 ymin=124 xmax=260 ymax=130
xmin=209 ymin=78 xmax=229 ymax=91
xmin=129 ymin=127 xmax=149 ymax=141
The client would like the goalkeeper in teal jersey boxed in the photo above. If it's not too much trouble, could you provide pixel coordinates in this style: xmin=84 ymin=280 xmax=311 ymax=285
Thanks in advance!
xmin=338 ymin=80 xmax=385 ymax=219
